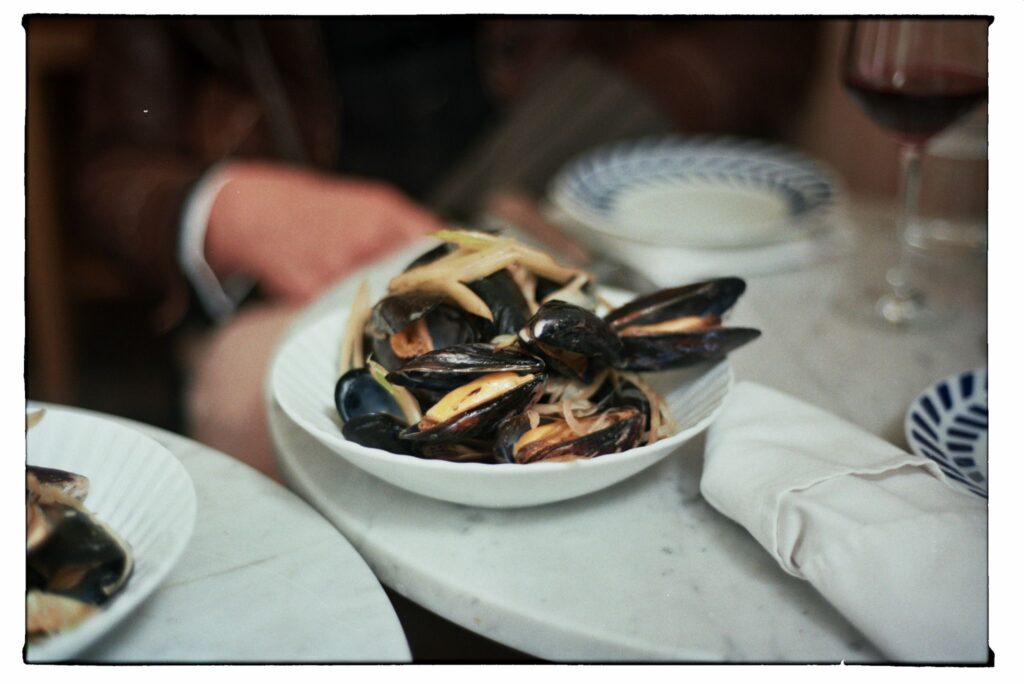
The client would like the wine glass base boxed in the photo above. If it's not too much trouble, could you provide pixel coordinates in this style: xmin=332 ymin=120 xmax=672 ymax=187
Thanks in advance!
xmin=836 ymin=285 xmax=949 ymax=330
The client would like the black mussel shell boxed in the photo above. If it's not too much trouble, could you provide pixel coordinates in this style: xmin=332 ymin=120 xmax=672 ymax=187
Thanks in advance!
xmin=27 ymin=466 xmax=90 ymax=501
xmin=401 ymin=372 xmax=546 ymax=443
xmin=334 ymin=368 xmax=407 ymax=423
xmin=417 ymin=439 xmax=496 ymax=463
xmin=27 ymin=503 xmax=133 ymax=605
xmin=594 ymin=375 xmax=652 ymax=429
xmin=494 ymin=413 xmax=533 ymax=464
xmin=616 ymin=327 xmax=762 ymax=371
xmin=505 ymin=407 xmax=645 ymax=464
xmin=342 ymin=413 xmax=418 ymax=455
xmin=468 ymin=269 xmax=531 ymax=336
xmin=369 ymin=292 xmax=447 ymax=337
xmin=387 ymin=343 xmax=545 ymax=392
xmin=604 ymin=278 xmax=747 ymax=331
xmin=518 ymin=301 xmax=622 ymax=382
xmin=368 ymin=294 xmax=496 ymax=371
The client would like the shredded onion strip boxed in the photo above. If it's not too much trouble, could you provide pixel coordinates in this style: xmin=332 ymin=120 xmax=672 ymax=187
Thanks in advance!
xmin=339 ymin=280 xmax=372 ymax=376
xmin=540 ymin=272 xmax=592 ymax=307
xmin=367 ymin=360 xmax=422 ymax=426
xmin=388 ymin=230 xmax=588 ymax=321
xmin=562 ymin=399 xmax=585 ymax=436
xmin=596 ymin=292 xmax=617 ymax=313
xmin=508 ymin=263 xmax=539 ymax=314
xmin=616 ymin=371 xmax=676 ymax=445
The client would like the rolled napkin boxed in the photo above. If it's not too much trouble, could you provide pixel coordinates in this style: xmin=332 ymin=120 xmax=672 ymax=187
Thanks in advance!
xmin=702 ymin=382 xmax=987 ymax=663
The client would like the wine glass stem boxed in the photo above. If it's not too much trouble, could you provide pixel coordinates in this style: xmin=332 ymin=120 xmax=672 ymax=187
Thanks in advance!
xmin=888 ymin=144 xmax=923 ymax=296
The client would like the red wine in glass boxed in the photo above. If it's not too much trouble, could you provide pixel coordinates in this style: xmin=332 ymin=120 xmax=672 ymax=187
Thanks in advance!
xmin=839 ymin=20 xmax=988 ymax=326
xmin=844 ymin=67 xmax=988 ymax=147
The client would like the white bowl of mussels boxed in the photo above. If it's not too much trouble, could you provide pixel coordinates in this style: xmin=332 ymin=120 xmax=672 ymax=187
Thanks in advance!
xmin=271 ymin=230 xmax=758 ymax=508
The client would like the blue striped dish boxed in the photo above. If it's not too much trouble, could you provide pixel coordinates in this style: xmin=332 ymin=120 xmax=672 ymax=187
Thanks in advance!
xmin=904 ymin=368 xmax=988 ymax=498
xmin=549 ymin=135 xmax=839 ymax=249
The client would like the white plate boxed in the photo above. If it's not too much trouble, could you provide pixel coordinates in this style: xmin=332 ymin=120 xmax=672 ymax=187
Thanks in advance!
xmin=271 ymin=298 xmax=734 ymax=508
xmin=904 ymin=368 xmax=988 ymax=498
xmin=550 ymin=135 xmax=839 ymax=250
xmin=26 ymin=405 xmax=197 ymax=661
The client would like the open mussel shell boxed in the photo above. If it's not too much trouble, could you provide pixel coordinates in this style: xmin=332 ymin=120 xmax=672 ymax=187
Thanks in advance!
xmin=604 ymin=277 xmax=747 ymax=331
xmin=518 ymin=301 xmax=622 ymax=382
xmin=27 ymin=503 xmax=134 ymax=606
xmin=334 ymin=368 xmax=408 ymax=423
xmin=401 ymin=371 xmax=546 ymax=443
xmin=496 ymin=407 xmax=645 ymax=464
xmin=468 ymin=270 xmax=532 ymax=336
xmin=616 ymin=327 xmax=762 ymax=371
xmin=387 ymin=343 xmax=545 ymax=393
xmin=604 ymin=278 xmax=760 ymax=370
xmin=27 ymin=468 xmax=134 ymax=630
xmin=368 ymin=293 xmax=496 ymax=371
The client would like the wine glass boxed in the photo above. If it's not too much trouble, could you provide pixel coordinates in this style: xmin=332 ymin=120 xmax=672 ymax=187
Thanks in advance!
xmin=840 ymin=19 xmax=988 ymax=326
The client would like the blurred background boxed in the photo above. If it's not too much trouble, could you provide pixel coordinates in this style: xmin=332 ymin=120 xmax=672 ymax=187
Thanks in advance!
xmin=30 ymin=16 xmax=983 ymax=431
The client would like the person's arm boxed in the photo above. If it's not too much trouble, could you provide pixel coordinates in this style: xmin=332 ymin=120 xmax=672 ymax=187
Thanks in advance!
xmin=202 ymin=161 xmax=440 ymax=304
xmin=77 ymin=19 xmax=441 ymax=325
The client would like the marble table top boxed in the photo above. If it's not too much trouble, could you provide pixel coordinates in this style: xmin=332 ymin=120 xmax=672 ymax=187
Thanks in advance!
xmin=66 ymin=415 xmax=411 ymax=663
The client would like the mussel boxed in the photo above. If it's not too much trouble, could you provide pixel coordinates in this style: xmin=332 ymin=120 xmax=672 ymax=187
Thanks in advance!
xmin=468 ymin=270 xmax=533 ymax=336
xmin=334 ymin=367 xmax=407 ymax=423
xmin=495 ymin=407 xmax=645 ymax=464
xmin=401 ymin=371 xmax=546 ymax=443
xmin=331 ymin=231 xmax=763 ymax=466
xmin=366 ymin=292 xmax=496 ymax=371
xmin=404 ymin=241 xmax=532 ymax=337
xmin=26 ymin=469 xmax=133 ymax=639
xmin=386 ymin=343 xmax=544 ymax=393
xmin=26 ymin=466 xmax=89 ymax=502
xmin=341 ymin=413 xmax=418 ymax=456
xmin=593 ymin=374 xmax=652 ymax=429
xmin=518 ymin=301 xmax=622 ymax=382
xmin=605 ymin=278 xmax=761 ymax=371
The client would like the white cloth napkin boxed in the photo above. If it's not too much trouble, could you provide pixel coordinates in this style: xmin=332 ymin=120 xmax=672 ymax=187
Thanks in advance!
xmin=702 ymin=382 xmax=988 ymax=663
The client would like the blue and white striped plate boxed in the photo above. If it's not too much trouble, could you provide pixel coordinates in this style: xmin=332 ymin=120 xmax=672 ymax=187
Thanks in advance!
xmin=549 ymin=136 xmax=839 ymax=249
xmin=904 ymin=368 xmax=988 ymax=498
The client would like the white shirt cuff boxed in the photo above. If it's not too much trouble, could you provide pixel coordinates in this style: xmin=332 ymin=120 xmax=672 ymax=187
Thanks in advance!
xmin=178 ymin=163 xmax=256 ymax=322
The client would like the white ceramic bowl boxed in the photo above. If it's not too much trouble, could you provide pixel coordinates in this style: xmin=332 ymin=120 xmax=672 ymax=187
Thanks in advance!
xmin=549 ymin=135 xmax=839 ymax=250
xmin=271 ymin=304 xmax=733 ymax=508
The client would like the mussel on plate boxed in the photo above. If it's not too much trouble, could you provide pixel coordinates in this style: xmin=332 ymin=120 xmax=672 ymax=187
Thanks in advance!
xmin=331 ymin=229 xmax=760 ymax=464
xmin=605 ymin=278 xmax=761 ymax=371
xmin=26 ymin=465 xmax=133 ymax=640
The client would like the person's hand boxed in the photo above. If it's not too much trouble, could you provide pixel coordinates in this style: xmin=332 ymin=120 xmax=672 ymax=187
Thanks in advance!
xmin=205 ymin=161 xmax=442 ymax=302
